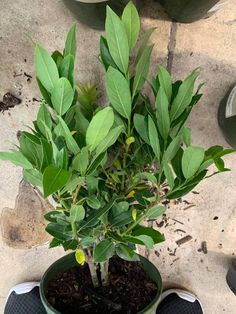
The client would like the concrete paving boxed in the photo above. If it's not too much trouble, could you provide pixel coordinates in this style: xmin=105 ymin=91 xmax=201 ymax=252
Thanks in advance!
xmin=0 ymin=0 xmax=235 ymax=313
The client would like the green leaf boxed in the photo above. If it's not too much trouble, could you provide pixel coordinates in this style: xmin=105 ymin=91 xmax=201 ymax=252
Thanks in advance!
xmin=111 ymin=211 xmax=133 ymax=227
xmin=125 ymin=235 xmax=154 ymax=249
xmin=182 ymin=127 xmax=191 ymax=146
xmin=95 ymin=125 xmax=123 ymax=156
xmin=146 ymin=204 xmax=166 ymax=219
xmin=43 ymin=166 xmax=71 ymax=197
xmin=56 ymin=148 xmax=68 ymax=170
xmin=133 ymin=45 xmax=153 ymax=97
xmin=162 ymin=136 xmax=182 ymax=164
xmin=46 ymin=222 xmax=72 ymax=241
xmin=80 ymin=197 xmax=117 ymax=230
xmin=61 ymin=176 xmax=84 ymax=194
xmin=64 ymin=24 xmax=76 ymax=58
xmin=93 ymin=239 xmax=115 ymax=262
xmin=59 ymin=54 xmax=75 ymax=87
xmin=105 ymin=6 xmax=129 ymax=74
xmin=23 ymin=169 xmax=42 ymax=187
xmin=70 ymin=205 xmax=85 ymax=223
xmin=57 ymin=116 xmax=80 ymax=155
xmin=72 ymin=147 xmax=89 ymax=175
xmin=19 ymin=133 xmax=41 ymax=168
xmin=0 ymin=150 xmax=32 ymax=169
xmin=163 ymin=163 xmax=175 ymax=189
xmin=136 ymin=27 xmax=155 ymax=64
xmin=134 ymin=113 xmax=149 ymax=144
xmin=35 ymin=45 xmax=59 ymax=92
xmin=155 ymin=86 xmax=170 ymax=140
xmin=51 ymin=78 xmax=74 ymax=116
xmin=121 ymin=1 xmax=140 ymax=50
xmin=157 ymin=65 xmax=172 ymax=102
xmin=86 ymin=196 xmax=101 ymax=209
xmin=170 ymin=69 xmax=199 ymax=121
xmin=40 ymin=138 xmax=53 ymax=171
xmin=51 ymin=50 xmax=63 ymax=68
xmin=36 ymin=78 xmax=52 ymax=106
xmin=116 ymin=244 xmax=139 ymax=261
xmin=37 ymin=103 xmax=52 ymax=138
xmin=133 ymin=172 xmax=157 ymax=184
xmin=132 ymin=225 xmax=165 ymax=244
xmin=166 ymin=170 xmax=207 ymax=199
xmin=100 ymin=36 xmax=118 ymax=71
xmin=148 ymin=115 xmax=160 ymax=161
xmin=86 ymin=107 xmax=114 ymax=151
xmin=87 ymin=151 xmax=107 ymax=175
xmin=105 ymin=67 xmax=131 ymax=120
xmin=182 ymin=146 xmax=205 ymax=179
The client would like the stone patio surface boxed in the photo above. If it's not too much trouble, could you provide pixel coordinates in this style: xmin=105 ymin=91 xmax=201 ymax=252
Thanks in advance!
xmin=0 ymin=0 xmax=236 ymax=313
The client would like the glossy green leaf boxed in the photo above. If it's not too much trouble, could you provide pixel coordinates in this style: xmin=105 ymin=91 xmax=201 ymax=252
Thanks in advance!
xmin=37 ymin=103 xmax=52 ymax=138
xmin=95 ymin=125 xmax=123 ymax=156
xmin=40 ymin=138 xmax=53 ymax=171
xmin=163 ymin=163 xmax=174 ymax=189
xmin=100 ymin=36 xmax=118 ymax=71
xmin=36 ymin=78 xmax=52 ymax=106
xmin=155 ymin=86 xmax=170 ymax=140
xmin=133 ymin=45 xmax=153 ymax=97
xmin=59 ymin=54 xmax=75 ymax=87
xmin=157 ymin=65 xmax=172 ymax=102
xmin=57 ymin=116 xmax=80 ymax=155
xmin=87 ymin=151 xmax=107 ymax=175
xmin=86 ymin=107 xmax=114 ymax=151
xmin=23 ymin=169 xmax=42 ymax=187
xmin=86 ymin=196 xmax=101 ymax=209
xmin=105 ymin=6 xmax=129 ymax=73
xmin=0 ymin=150 xmax=32 ymax=169
xmin=182 ymin=146 xmax=205 ymax=179
xmin=121 ymin=1 xmax=140 ymax=50
xmin=170 ymin=69 xmax=199 ymax=121
xmin=125 ymin=235 xmax=154 ymax=249
xmin=162 ymin=136 xmax=182 ymax=164
xmin=35 ymin=45 xmax=59 ymax=92
xmin=182 ymin=127 xmax=191 ymax=146
xmin=132 ymin=225 xmax=165 ymax=244
xmin=145 ymin=204 xmax=166 ymax=219
xmin=70 ymin=205 xmax=85 ymax=223
xmin=148 ymin=115 xmax=160 ymax=161
xmin=64 ymin=24 xmax=76 ymax=58
xmin=80 ymin=197 xmax=117 ymax=230
xmin=134 ymin=113 xmax=149 ymax=144
xmin=136 ymin=27 xmax=155 ymax=64
xmin=51 ymin=78 xmax=74 ymax=116
xmin=72 ymin=147 xmax=89 ymax=175
xmin=56 ymin=148 xmax=68 ymax=170
xmin=46 ymin=222 xmax=72 ymax=241
xmin=61 ymin=176 xmax=84 ymax=194
xmin=116 ymin=244 xmax=139 ymax=261
xmin=93 ymin=239 xmax=115 ymax=262
xmin=133 ymin=172 xmax=157 ymax=184
xmin=43 ymin=166 xmax=71 ymax=197
xmin=51 ymin=50 xmax=63 ymax=67
xmin=105 ymin=67 xmax=131 ymax=120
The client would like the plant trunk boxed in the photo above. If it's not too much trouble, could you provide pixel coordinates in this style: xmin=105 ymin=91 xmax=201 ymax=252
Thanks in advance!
xmin=85 ymin=249 xmax=110 ymax=287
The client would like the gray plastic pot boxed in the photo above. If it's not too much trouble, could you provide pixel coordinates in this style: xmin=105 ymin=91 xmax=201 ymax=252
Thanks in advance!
xmin=40 ymin=252 xmax=162 ymax=314
xmin=158 ymin=0 xmax=228 ymax=23
xmin=62 ymin=0 xmax=143 ymax=30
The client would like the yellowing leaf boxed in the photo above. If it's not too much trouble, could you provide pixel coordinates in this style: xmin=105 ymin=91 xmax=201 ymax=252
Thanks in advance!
xmin=75 ymin=249 xmax=86 ymax=265
xmin=132 ymin=208 xmax=137 ymax=221
xmin=127 ymin=190 xmax=135 ymax=198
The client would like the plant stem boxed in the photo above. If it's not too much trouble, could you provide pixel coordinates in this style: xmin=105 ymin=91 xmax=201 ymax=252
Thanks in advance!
xmin=85 ymin=249 xmax=99 ymax=287
xmin=100 ymin=261 xmax=109 ymax=286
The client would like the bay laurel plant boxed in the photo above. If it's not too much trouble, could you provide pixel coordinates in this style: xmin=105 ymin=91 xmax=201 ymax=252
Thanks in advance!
xmin=0 ymin=2 xmax=233 ymax=287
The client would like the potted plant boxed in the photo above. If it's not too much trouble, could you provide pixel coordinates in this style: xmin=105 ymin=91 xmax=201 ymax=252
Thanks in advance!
xmin=62 ymin=0 xmax=142 ymax=29
xmin=158 ymin=0 xmax=228 ymax=23
xmin=0 ymin=2 xmax=233 ymax=313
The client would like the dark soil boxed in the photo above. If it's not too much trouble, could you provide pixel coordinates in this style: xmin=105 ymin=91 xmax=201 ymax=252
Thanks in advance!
xmin=0 ymin=92 xmax=21 ymax=112
xmin=46 ymin=256 xmax=158 ymax=314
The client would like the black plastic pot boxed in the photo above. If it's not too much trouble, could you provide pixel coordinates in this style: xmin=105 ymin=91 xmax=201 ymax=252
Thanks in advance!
xmin=40 ymin=253 xmax=162 ymax=314
xmin=62 ymin=0 xmax=142 ymax=30
xmin=158 ymin=0 xmax=228 ymax=23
